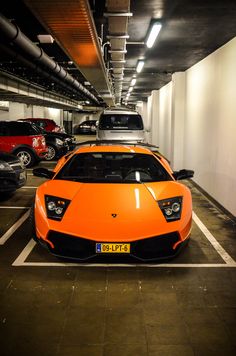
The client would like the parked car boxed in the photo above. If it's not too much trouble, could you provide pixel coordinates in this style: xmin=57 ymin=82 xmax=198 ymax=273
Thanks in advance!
xmin=97 ymin=108 xmax=145 ymax=142
xmin=19 ymin=119 xmax=76 ymax=152
xmin=74 ymin=120 xmax=97 ymax=134
xmin=23 ymin=124 xmax=69 ymax=161
xmin=32 ymin=142 xmax=194 ymax=261
xmin=0 ymin=151 xmax=26 ymax=193
xmin=21 ymin=118 xmax=65 ymax=133
xmin=0 ymin=121 xmax=47 ymax=167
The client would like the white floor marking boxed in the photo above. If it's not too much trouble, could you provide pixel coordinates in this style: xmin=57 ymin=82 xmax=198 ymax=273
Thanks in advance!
xmin=0 ymin=206 xmax=30 ymax=209
xmin=20 ymin=186 xmax=37 ymax=189
xmin=12 ymin=212 xmax=236 ymax=268
xmin=12 ymin=239 xmax=36 ymax=265
xmin=192 ymin=211 xmax=236 ymax=265
xmin=0 ymin=210 xmax=30 ymax=245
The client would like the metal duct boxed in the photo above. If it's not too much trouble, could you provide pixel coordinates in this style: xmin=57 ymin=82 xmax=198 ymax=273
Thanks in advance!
xmin=23 ymin=0 xmax=114 ymax=105
xmin=0 ymin=12 xmax=99 ymax=104
xmin=105 ymin=0 xmax=131 ymax=104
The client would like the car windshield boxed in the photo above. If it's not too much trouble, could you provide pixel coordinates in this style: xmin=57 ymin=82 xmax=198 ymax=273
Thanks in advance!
xmin=55 ymin=152 xmax=172 ymax=183
xmin=99 ymin=114 xmax=143 ymax=130
xmin=30 ymin=124 xmax=45 ymax=134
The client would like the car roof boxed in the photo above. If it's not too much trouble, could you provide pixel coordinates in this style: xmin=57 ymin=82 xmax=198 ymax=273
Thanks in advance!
xmin=73 ymin=144 xmax=153 ymax=155
xmin=102 ymin=109 xmax=139 ymax=115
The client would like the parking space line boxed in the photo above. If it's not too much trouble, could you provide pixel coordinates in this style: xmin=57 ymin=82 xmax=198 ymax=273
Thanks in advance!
xmin=20 ymin=186 xmax=37 ymax=189
xmin=192 ymin=211 xmax=236 ymax=265
xmin=12 ymin=238 xmax=236 ymax=268
xmin=0 ymin=210 xmax=30 ymax=245
xmin=11 ymin=211 xmax=236 ymax=268
xmin=0 ymin=206 xmax=30 ymax=209
xmin=12 ymin=239 xmax=36 ymax=265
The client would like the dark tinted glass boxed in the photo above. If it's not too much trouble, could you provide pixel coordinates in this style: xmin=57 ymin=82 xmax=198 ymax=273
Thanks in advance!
xmin=99 ymin=114 xmax=143 ymax=130
xmin=0 ymin=122 xmax=6 ymax=136
xmin=5 ymin=122 xmax=38 ymax=136
xmin=55 ymin=152 xmax=172 ymax=183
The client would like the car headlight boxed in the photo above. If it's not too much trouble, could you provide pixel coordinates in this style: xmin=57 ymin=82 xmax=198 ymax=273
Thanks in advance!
xmin=158 ymin=197 xmax=182 ymax=222
xmin=0 ymin=162 xmax=13 ymax=171
xmin=56 ymin=138 xmax=64 ymax=146
xmin=45 ymin=195 xmax=70 ymax=221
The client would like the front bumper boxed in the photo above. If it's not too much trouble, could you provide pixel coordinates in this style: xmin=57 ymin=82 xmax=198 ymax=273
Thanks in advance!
xmin=0 ymin=169 xmax=26 ymax=192
xmin=35 ymin=147 xmax=48 ymax=159
xmin=36 ymin=230 xmax=189 ymax=262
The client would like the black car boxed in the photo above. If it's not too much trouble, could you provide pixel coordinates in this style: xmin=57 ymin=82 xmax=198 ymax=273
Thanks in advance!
xmin=74 ymin=120 xmax=97 ymax=134
xmin=18 ymin=119 xmax=76 ymax=153
xmin=30 ymin=124 xmax=70 ymax=161
xmin=51 ymin=131 xmax=76 ymax=151
xmin=0 ymin=152 xmax=26 ymax=193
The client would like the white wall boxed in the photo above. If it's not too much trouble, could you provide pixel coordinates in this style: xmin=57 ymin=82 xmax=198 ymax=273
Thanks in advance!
xmin=158 ymin=82 xmax=172 ymax=159
xmin=0 ymin=102 xmax=63 ymax=126
xmin=148 ymin=36 xmax=236 ymax=216
xmin=184 ymin=37 xmax=236 ymax=216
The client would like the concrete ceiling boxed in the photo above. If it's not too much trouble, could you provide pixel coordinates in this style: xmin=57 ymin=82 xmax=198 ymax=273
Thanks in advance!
xmin=1 ymin=0 xmax=236 ymax=107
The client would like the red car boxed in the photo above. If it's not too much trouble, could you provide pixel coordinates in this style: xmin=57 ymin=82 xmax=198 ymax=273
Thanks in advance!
xmin=22 ymin=118 xmax=64 ymax=133
xmin=0 ymin=121 xmax=47 ymax=167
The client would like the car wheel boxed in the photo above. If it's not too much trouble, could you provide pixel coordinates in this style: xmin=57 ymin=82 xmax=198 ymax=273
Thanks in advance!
xmin=45 ymin=145 xmax=57 ymax=161
xmin=15 ymin=148 xmax=35 ymax=168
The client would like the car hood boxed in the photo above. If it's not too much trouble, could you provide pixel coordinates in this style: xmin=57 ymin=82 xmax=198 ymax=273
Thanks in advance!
xmin=0 ymin=151 xmax=21 ymax=165
xmin=36 ymin=180 xmax=191 ymax=241
xmin=41 ymin=131 xmax=73 ymax=139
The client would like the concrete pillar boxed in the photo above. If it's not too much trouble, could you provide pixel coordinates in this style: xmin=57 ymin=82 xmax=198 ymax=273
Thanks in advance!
xmin=146 ymin=95 xmax=153 ymax=143
xmin=170 ymin=72 xmax=186 ymax=170
xmin=150 ymin=90 xmax=159 ymax=146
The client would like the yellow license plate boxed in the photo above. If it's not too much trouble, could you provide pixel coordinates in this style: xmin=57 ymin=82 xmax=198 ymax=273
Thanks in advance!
xmin=96 ymin=243 xmax=130 ymax=253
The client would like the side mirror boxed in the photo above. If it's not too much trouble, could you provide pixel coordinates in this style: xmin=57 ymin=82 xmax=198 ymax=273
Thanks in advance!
xmin=33 ymin=167 xmax=55 ymax=179
xmin=173 ymin=169 xmax=194 ymax=180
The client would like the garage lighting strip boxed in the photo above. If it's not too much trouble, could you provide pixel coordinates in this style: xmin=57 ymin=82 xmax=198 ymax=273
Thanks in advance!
xmin=104 ymin=12 xmax=133 ymax=17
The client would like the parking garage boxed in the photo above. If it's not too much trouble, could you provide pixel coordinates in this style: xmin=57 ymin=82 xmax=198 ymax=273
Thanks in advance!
xmin=0 ymin=1 xmax=236 ymax=356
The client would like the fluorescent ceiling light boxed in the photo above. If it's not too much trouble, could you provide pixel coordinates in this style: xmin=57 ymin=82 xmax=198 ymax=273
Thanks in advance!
xmin=130 ymin=78 xmax=136 ymax=86
xmin=128 ymin=87 xmax=133 ymax=93
xmin=136 ymin=60 xmax=145 ymax=73
xmin=146 ymin=22 xmax=162 ymax=48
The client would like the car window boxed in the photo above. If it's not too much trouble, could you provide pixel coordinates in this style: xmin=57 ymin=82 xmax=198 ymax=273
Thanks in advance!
xmin=0 ymin=122 xmax=6 ymax=136
xmin=55 ymin=152 xmax=172 ymax=183
xmin=31 ymin=124 xmax=44 ymax=134
xmin=5 ymin=122 xmax=39 ymax=136
xmin=37 ymin=121 xmax=47 ymax=128
xmin=99 ymin=114 xmax=143 ymax=130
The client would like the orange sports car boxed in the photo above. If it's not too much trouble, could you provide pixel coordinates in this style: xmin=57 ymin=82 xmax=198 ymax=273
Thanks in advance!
xmin=32 ymin=142 xmax=194 ymax=261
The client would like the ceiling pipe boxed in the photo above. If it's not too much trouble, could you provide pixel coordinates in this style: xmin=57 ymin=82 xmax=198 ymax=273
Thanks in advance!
xmin=0 ymin=12 xmax=99 ymax=104
xmin=0 ymin=44 xmax=90 ymax=101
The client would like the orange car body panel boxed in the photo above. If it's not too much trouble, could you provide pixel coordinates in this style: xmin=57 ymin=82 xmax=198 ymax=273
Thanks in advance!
xmin=35 ymin=145 xmax=192 ymax=251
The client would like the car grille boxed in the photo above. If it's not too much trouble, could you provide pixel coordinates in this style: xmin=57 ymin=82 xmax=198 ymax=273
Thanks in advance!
xmin=48 ymin=231 xmax=96 ymax=259
xmin=47 ymin=231 xmax=180 ymax=261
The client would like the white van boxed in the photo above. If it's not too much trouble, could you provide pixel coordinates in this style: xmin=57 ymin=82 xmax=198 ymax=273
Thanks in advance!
xmin=97 ymin=108 xmax=145 ymax=142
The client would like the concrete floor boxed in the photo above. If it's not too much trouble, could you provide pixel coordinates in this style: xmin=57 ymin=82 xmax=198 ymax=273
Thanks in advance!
xmin=0 ymin=139 xmax=236 ymax=356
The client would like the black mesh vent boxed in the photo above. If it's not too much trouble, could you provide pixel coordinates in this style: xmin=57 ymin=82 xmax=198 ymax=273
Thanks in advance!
xmin=131 ymin=232 xmax=180 ymax=260
xmin=47 ymin=231 xmax=181 ymax=261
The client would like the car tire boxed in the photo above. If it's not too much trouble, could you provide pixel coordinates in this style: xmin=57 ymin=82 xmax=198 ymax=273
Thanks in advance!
xmin=15 ymin=148 xmax=35 ymax=168
xmin=45 ymin=144 xmax=58 ymax=161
